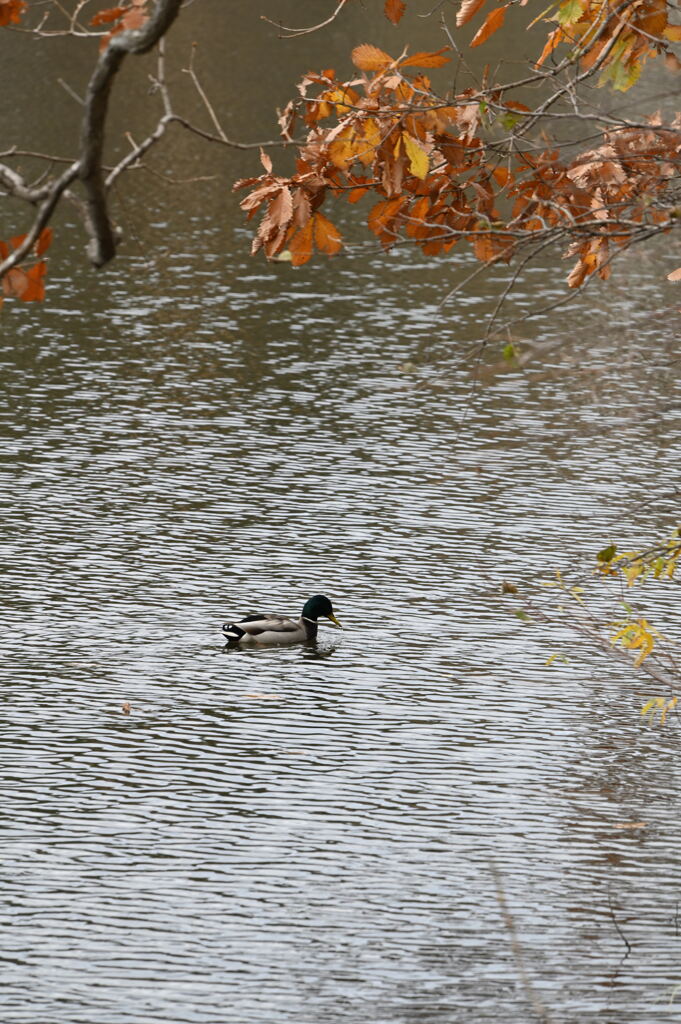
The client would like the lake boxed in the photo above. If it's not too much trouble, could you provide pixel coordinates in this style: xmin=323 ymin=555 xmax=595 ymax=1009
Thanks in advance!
xmin=2 ymin=4 xmax=681 ymax=1022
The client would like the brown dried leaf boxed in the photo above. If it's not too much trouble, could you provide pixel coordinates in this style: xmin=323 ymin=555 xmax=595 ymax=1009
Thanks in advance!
xmin=268 ymin=187 xmax=293 ymax=229
xmin=291 ymin=190 xmax=312 ymax=230
xmin=458 ymin=103 xmax=481 ymax=143
xmin=239 ymin=183 xmax=282 ymax=214
xmin=567 ymin=251 xmax=597 ymax=288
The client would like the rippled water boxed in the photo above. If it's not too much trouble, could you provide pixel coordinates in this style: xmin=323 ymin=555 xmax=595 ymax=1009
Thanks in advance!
xmin=4 ymin=8 xmax=681 ymax=1019
xmin=3 ymin=227 xmax=681 ymax=1024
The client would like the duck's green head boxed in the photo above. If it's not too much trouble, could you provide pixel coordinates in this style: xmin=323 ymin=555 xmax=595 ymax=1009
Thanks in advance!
xmin=303 ymin=594 xmax=342 ymax=628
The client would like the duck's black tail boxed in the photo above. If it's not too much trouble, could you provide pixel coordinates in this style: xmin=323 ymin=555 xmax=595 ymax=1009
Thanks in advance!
xmin=223 ymin=622 xmax=245 ymax=642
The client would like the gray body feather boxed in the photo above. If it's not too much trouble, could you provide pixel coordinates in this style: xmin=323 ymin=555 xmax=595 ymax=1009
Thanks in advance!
xmin=222 ymin=612 xmax=316 ymax=645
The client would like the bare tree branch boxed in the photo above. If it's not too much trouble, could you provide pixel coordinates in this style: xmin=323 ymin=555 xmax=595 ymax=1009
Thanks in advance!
xmin=79 ymin=0 xmax=183 ymax=266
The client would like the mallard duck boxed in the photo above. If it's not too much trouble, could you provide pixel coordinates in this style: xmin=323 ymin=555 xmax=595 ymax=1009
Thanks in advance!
xmin=222 ymin=594 xmax=342 ymax=646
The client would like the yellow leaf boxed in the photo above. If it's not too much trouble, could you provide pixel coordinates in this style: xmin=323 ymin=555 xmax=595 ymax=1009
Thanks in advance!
xmin=358 ymin=118 xmax=382 ymax=165
xmin=323 ymin=87 xmax=359 ymax=115
xmin=328 ymin=127 xmax=365 ymax=170
xmin=403 ymin=132 xmax=429 ymax=178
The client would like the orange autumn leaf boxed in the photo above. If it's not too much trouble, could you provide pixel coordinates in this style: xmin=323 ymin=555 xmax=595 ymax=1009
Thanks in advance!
xmin=368 ymin=196 xmax=408 ymax=247
xmin=470 ymin=4 xmax=506 ymax=47
xmin=22 ymin=261 xmax=47 ymax=301
xmin=0 ymin=227 xmax=52 ymax=305
xmin=491 ymin=165 xmax=512 ymax=186
xmin=92 ymin=0 xmax=149 ymax=51
xmin=384 ymin=0 xmax=406 ymax=25
xmin=404 ymin=196 xmax=431 ymax=237
xmin=401 ymin=48 xmax=451 ymax=68
xmin=35 ymin=227 xmax=53 ymax=257
xmin=90 ymin=5 xmax=126 ymax=25
xmin=288 ymin=219 xmax=314 ymax=266
xmin=536 ymin=26 xmax=563 ymax=67
xmin=473 ymin=231 xmax=514 ymax=262
xmin=351 ymin=44 xmax=394 ymax=72
xmin=2 ymin=261 xmax=46 ymax=302
xmin=313 ymin=212 xmax=343 ymax=255
xmin=667 ymin=267 xmax=681 ymax=281
xmin=456 ymin=0 xmax=487 ymax=27
xmin=0 ymin=0 xmax=26 ymax=25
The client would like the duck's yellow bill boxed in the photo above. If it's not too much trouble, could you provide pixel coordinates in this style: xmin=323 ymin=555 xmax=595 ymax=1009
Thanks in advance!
xmin=328 ymin=613 xmax=343 ymax=629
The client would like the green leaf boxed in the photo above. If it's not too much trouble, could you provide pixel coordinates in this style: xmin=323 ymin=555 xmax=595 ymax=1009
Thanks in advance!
xmin=597 ymin=543 xmax=617 ymax=562
xmin=501 ymin=112 xmax=522 ymax=130
xmin=514 ymin=609 xmax=531 ymax=622
xmin=557 ymin=0 xmax=584 ymax=27
xmin=502 ymin=342 xmax=517 ymax=361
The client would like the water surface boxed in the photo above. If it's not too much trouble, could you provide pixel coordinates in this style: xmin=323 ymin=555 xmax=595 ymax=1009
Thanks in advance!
xmin=3 ymin=5 xmax=681 ymax=1023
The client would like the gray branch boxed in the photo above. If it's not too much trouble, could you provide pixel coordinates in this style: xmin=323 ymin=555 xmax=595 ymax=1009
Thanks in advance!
xmin=79 ymin=0 xmax=183 ymax=266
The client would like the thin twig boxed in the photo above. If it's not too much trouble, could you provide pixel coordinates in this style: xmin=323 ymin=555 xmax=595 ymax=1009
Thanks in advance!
xmin=491 ymin=860 xmax=555 ymax=1024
